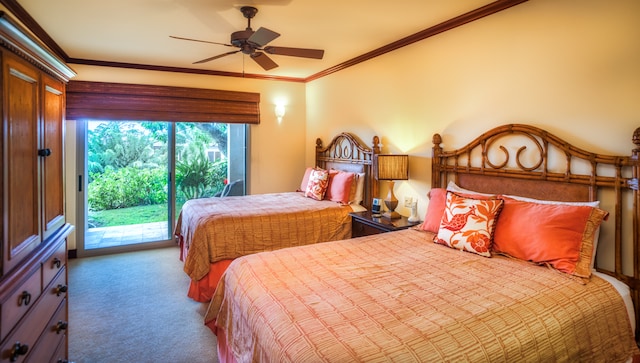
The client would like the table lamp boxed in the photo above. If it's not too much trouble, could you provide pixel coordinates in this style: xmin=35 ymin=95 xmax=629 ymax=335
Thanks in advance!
xmin=374 ymin=154 xmax=409 ymax=219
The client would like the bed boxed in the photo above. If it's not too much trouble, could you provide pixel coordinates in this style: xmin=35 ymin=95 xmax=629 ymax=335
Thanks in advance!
xmin=205 ymin=124 xmax=640 ymax=362
xmin=175 ymin=132 xmax=380 ymax=302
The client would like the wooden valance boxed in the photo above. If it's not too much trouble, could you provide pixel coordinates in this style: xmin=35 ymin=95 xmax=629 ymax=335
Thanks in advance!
xmin=66 ymin=81 xmax=260 ymax=124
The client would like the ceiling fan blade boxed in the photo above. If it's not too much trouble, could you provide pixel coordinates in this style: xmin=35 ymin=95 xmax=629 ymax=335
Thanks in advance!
xmin=247 ymin=27 xmax=280 ymax=47
xmin=193 ymin=50 xmax=239 ymax=64
xmin=250 ymin=52 xmax=278 ymax=70
xmin=264 ymin=46 xmax=324 ymax=59
xmin=170 ymin=35 xmax=234 ymax=48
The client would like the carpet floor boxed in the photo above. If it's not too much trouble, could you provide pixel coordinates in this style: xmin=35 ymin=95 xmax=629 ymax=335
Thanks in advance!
xmin=68 ymin=246 xmax=218 ymax=363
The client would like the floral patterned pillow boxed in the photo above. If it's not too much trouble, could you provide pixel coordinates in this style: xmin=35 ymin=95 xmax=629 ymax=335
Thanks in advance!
xmin=434 ymin=192 xmax=504 ymax=257
xmin=305 ymin=168 xmax=329 ymax=200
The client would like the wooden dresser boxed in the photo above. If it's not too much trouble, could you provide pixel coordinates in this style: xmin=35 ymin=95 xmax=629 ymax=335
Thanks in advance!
xmin=0 ymin=12 xmax=76 ymax=363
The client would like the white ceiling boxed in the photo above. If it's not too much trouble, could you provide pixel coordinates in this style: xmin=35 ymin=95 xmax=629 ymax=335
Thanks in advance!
xmin=17 ymin=0 xmax=494 ymax=79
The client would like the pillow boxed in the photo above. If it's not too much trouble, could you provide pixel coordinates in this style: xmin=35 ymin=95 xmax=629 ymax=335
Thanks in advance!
xmin=434 ymin=192 xmax=504 ymax=257
xmin=325 ymin=170 xmax=355 ymax=204
xmin=298 ymin=167 xmax=314 ymax=192
xmin=500 ymin=194 xmax=602 ymax=270
xmin=421 ymin=188 xmax=447 ymax=233
xmin=447 ymin=181 xmax=496 ymax=198
xmin=492 ymin=197 xmax=608 ymax=278
xmin=349 ymin=172 xmax=366 ymax=205
xmin=305 ymin=169 xmax=329 ymax=200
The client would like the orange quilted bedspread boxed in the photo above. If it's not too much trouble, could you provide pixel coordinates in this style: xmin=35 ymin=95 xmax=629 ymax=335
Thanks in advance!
xmin=175 ymin=192 xmax=352 ymax=281
xmin=206 ymin=228 xmax=639 ymax=362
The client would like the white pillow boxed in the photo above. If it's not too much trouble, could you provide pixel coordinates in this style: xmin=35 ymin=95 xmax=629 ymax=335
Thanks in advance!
xmin=446 ymin=181 xmax=495 ymax=197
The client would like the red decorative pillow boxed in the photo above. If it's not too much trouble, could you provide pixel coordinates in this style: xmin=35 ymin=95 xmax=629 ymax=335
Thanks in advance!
xmin=304 ymin=169 xmax=329 ymax=200
xmin=422 ymin=187 xmax=496 ymax=233
xmin=325 ymin=170 xmax=355 ymax=204
xmin=421 ymin=188 xmax=447 ymax=233
xmin=434 ymin=192 xmax=504 ymax=257
xmin=493 ymin=197 xmax=608 ymax=278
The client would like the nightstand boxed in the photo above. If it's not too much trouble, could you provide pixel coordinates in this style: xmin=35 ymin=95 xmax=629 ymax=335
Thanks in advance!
xmin=350 ymin=211 xmax=421 ymax=237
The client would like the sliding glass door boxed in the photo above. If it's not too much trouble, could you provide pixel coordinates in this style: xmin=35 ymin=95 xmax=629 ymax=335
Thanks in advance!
xmin=75 ymin=121 xmax=247 ymax=257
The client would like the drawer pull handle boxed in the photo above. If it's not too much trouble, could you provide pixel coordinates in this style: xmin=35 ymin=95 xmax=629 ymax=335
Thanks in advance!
xmin=18 ymin=291 xmax=31 ymax=306
xmin=55 ymin=284 xmax=68 ymax=296
xmin=57 ymin=360 xmax=69 ymax=363
xmin=37 ymin=148 xmax=51 ymax=157
xmin=10 ymin=342 xmax=29 ymax=362
xmin=52 ymin=257 xmax=62 ymax=269
xmin=55 ymin=320 xmax=68 ymax=334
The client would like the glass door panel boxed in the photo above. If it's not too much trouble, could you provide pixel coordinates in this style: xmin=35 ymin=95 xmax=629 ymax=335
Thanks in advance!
xmin=85 ymin=121 xmax=170 ymax=250
xmin=174 ymin=123 xmax=230 ymax=214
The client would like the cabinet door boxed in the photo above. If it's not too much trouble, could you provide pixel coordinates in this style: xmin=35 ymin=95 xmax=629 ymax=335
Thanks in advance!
xmin=41 ymin=74 xmax=65 ymax=241
xmin=2 ymin=53 xmax=41 ymax=274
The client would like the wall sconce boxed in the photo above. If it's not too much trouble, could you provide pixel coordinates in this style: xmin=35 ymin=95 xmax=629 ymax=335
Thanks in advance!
xmin=275 ymin=104 xmax=286 ymax=123
xmin=374 ymin=154 xmax=409 ymax=219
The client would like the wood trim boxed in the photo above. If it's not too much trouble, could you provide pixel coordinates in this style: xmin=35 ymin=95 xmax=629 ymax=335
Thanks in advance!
xmin=0 ymin=11 xmax=75 ymax=81
xmin=0 ymin=0 xmax=527 ymax=83
xmin=305 ymin=0 xmax=528 ymax=82
xmin=66 ymin=58 xmax=307 ymax=83
xmin=66 ymin=81 xmax=261 ymax=123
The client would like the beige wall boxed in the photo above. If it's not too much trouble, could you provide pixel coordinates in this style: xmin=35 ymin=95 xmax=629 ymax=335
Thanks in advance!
xmin=305 ymin=0 xmax=640 ymax=220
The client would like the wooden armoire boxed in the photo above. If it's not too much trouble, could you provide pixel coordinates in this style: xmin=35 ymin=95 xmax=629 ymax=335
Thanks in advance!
xmin=0 ymin=12 xmax=76 ymax=363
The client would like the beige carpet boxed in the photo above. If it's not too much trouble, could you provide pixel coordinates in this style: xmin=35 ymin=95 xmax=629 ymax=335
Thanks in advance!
xmin=68 ymin=246 xmax=218 ymax=363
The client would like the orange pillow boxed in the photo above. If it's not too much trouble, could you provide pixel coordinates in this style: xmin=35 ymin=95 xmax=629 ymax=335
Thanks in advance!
xmin=434 ymin=192 xmax=504 ymax=257
xmin=421 ymin=188 xmax=447 ymax=233
xmin=325 ymin=170 xmax=355 ymax=204
xmin=492 ymin=197 xmax=608 ymax=278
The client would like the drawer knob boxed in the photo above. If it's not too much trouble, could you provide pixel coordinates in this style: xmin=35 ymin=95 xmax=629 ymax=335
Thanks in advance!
xmin=56 ymin=284 xmax=68 ymax=296
xmin=10 ymin=342 xmax=29 ymax=362
xmin=18 ymin=291 xmax=31 ymax=306
xmin=55 ymin=320 xmax=68 ymax=334
xmin=37 ymin=148 xmax=51 ymax=157
xmin=52 ymin=257 xmax=62 ymax=269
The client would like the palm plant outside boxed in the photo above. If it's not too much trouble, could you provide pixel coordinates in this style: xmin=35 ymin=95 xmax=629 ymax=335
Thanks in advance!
xmin=87 ymin=121 xmax=227 ymax=228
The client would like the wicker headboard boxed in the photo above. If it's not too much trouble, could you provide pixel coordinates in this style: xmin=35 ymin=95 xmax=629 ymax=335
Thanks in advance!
xmin=432 ymin=124 xmax=640 ymax=339
xmin=315 ymin=132 xmax=380 ymax=210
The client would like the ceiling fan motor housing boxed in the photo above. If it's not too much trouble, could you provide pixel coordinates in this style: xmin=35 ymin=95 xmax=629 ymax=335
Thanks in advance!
xmin=231 ymin=30 xmax=255 ymax=53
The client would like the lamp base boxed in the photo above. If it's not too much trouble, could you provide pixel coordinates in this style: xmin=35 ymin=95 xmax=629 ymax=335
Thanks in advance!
xmin=382 ymin=210 xmax=401 ymax=219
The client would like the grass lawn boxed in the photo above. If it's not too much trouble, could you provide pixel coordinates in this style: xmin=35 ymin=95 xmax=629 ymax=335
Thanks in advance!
xmin=88 ymin=204 xmax=169 ymax=228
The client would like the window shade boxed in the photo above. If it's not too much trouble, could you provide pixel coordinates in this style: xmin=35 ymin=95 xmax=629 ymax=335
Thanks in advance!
xmin=66 ymin=81 xmax=260 ymax=124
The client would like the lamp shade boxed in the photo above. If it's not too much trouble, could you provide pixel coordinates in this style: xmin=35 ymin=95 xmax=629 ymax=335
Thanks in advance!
xmin=375 ymin=154 xmax=409 ymax=180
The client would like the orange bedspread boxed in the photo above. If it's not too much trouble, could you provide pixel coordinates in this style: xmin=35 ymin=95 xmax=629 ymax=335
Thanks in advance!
xmin=175 ymin=192 xmax=352 ymax=282
xmin=206 ymin=228 xmax=639 ymax=362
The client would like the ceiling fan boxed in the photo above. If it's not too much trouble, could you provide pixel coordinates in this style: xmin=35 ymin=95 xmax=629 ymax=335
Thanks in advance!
xmin=170 ymin=6 xmax=324 ymax=71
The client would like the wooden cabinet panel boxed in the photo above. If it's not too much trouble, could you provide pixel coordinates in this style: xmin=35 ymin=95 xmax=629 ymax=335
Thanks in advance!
xmin=3 ymin=53 xmax=41 ymax=274
xmin=0 ymin=12 xmax=75 ymax=363
xmin=41 ymin=75 xmax=66 ymax=241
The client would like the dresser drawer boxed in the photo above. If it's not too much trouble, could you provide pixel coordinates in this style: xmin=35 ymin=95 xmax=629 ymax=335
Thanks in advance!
xmin=42 ymin=241 xmax=66 ymax=291
xmin=48 ymin=334 xmax=67 ymax=363
xmin=0 ymin=268 xmax=42 ymax=341
xmin=25 ymin=300 xmax=67 ymax=363
xmin=0 ymin=268 xmax=66 ymax=362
